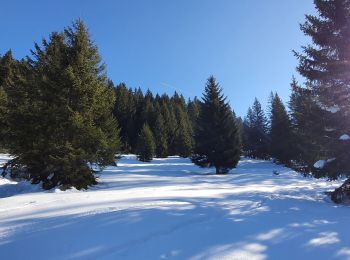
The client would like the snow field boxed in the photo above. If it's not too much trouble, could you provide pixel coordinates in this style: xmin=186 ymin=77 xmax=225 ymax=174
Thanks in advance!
xmin=0 ymin=154 xmax=349 ymax=260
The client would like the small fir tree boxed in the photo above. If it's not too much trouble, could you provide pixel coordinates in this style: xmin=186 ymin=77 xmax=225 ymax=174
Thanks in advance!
xmin=243 ymin=98 xmax=270 ymax=159
xmin=154 ymin=113 xmax=168 ymax=158
xmin=136 ymin=123 xmax=155 ymax=162
xmin=269 ymin=93 xmax=293 ymax=164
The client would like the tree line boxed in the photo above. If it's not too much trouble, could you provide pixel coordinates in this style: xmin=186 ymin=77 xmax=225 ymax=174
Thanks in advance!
xmin=242 ymin=0 xmax=350 ymax=203
xmin=0 ymin=20 xmax=241 ymax=190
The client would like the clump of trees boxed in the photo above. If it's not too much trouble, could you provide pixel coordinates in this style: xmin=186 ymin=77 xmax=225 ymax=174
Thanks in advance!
xmin=0 ymin=20 xmax=243 ymax=189
xmin=112 ymin=84 xmax=195 ymax=160
xmin=0 ymin=20 xmax=121 ymax=189
xmin=242 ymin=0 xmax=350 ymax=203
xmin=295 ymin=0 xmax=350 ymax=203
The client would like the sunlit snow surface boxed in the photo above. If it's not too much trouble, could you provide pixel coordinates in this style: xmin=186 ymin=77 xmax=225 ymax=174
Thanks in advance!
xmin=0 ymin=154 xmax=349 ymax=260
xmin=339 ymin=134 xmax=350 ymax=141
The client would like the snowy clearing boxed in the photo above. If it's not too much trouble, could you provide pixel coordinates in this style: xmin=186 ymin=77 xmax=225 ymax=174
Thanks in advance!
xmin=0 ymin=155 xmax=349 ymax=260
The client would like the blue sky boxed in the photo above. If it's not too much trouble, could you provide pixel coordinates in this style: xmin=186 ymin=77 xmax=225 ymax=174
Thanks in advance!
xmin=1 ymin=0 xmax=315 ymax=117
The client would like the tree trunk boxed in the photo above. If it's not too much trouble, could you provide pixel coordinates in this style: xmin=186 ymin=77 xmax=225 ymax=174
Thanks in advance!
xmin=216 ymin=166 xmax=229 ymax=175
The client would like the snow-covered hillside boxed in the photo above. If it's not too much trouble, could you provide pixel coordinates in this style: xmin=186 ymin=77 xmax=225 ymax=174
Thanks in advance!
xmin=0 ymin=155 xmax=349 ymax=260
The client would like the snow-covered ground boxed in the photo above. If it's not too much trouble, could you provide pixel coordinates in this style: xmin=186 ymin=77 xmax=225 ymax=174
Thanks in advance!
xmin=0 ymin=154 xmax=349 ymax=260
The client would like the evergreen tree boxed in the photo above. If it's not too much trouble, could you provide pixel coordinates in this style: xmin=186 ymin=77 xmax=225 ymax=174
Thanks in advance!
xmin=136 ymin=123 xmax=155 ymax=162
xmin=243 ymin=98 xmax=269 ymax=159
xmin=269 ymin=93 xmax=293 ymax=164
xmin=154 ymin=113 xmax=168 ymax=158
xmin=192 ymin=76 xmax=241 ymax=174
xmin=170 ymin=93 xmax=193 ymax=157
xmin=0 ymin=51 xmax=13 ymax=150
xmin=187 ymin=97 xmax=201 ymax=131
xmin=235 ymin=115 xmax=244 ymax=154
xmin=161 ymin=94 xmax=177 ymax=153
xmin=3 ymin=20 xmax=121 ymax=189
xmin=294 ymin=0 xmax=350 ymax=202
xmin=187 ymin=97 xmax=201 ymax=148
xmin=113 ymin=83 xmax=136 ymax=152
xmin=141 ymin=89 xmax=156 ymax=128
xmin=173 ymin=106 xmax=193 ymax=157
xmin=288 ymin=78 xmax=326 ymax=167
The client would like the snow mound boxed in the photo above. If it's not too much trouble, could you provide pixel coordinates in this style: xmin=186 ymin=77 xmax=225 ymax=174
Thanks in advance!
xmin=313 ymin=160 xmax=326 ymax=169
xmin=326 ymin=105 xmax=340 ymax=113
xmin=339 ymin=134 xmax=350 ymax=141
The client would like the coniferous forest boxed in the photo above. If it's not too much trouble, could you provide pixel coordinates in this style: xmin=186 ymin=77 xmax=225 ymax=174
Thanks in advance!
xmin=1 ymin=0 xmax=350 ymax=205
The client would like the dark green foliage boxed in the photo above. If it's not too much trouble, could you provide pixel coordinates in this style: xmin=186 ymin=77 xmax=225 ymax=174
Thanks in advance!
xmin=243 ymin=98 xmax=270 ymax=159
xmin=113 ymin=83 xmax=137 ymax=152
xmin=187 ymin=97 xmax=201 ymax=131
xmin=294 ymin=0 xmax=350 ymax=176
xmin=235 ymin=116 xmax=244 ymax=153
xmin=2 ymin=20 xmax=121 ymax=189
xmin=293 ymin=0 xmax=350 ymax=202
xmin=269 ymin=93 xmax=293 ymax=164
xmin=136 ymin=123 xmax=155 ymax=162
xmin=192 ymin=76 xmax=241 ymax=174
xmin=172 ymin=93 xmax=193 ymax=157
xmin=154 ymin=113 xmax=168 ymax=158
xmin=0 ymin=51 xmax=14 ymax=150
xmin=110 ymin=82 xmax=198 ymax=158
xmin=288 ymin=78 xmax=327 ymax=168
xmin=172 ymin=107 xmax=193 ymax=157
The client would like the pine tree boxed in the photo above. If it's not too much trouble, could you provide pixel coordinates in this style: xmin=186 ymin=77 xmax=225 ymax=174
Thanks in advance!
xmin=294 ymin=0 xmax=350 ymax=202
xmin=243 ymin=98 xmax=269 ymax=159
xmin=192 ymin=76 xmax=241 ymax=174
xmin=136 ymin=123 xmax=155 ymax=162
xmin=0 ymin=52 xmax=12 ymax=150
xmin=3 ymin=20 xmax=121 ymax=189
xmin=141 ymin=89 xmax=156 ymax=128
xmin=269 ymin=93 xmax=293 ymax=164
xmin=187 ymin=97 xmax=201 ymax=131
xmin=113 ymin=83 xmax=136 ymax=152
xmin=170 ymin=94 xmax=193 ymax=157
xmin=132 ymin=87 xmax=145 ymax=151
xmin=288 ymin=78 xmax=326 ymax=167
xmin=173 ymin=106 xmax=193 ymax=157
xmin=154 ymin=113 xmax=168 ymax=158
xmin=161 ymin=94 xmax=177 ymax=154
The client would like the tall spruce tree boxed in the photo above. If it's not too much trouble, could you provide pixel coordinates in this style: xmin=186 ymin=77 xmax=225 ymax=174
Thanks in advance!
xmin=243 ymin=98 xmax=270 ymax=159
xmin=172 ymin=94 xmax=193 ymax=157
xmin=154 ymin=113 xmax=168 ymax=158
xmin=187 ymin=97 xmax=201 ymax=131
xmin=294 ymin=0 xmax=350 ymax=202
xmin=192 ymin=76 xmax=241 ymax=174
xmin=2 ymin=20 xmax=121 ymax=189
xmin=113 ymin=83 xmax=136 ymax=152
xmin=172 ymin=107 xmax=193 ymax=157
xmin=136 ymin=123 xmax=155 ymax=162
xmin=288 ymin=78 xmax=326 ymax=168
xmin=269 ymin=93 xmax=293 ymax=164
xmin=0 ymin=51 xmax=13 ymax=150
